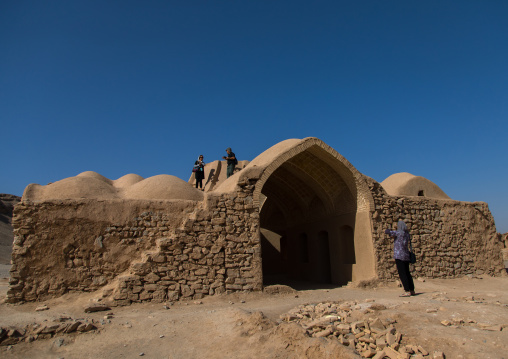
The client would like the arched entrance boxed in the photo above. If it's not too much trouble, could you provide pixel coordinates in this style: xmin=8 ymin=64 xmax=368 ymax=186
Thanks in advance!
xmin=255 ymin=138 xmax=375 ymax=288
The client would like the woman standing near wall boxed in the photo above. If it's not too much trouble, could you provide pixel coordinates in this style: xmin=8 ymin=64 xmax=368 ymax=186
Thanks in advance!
xmin=385 ymin=220 xmax=415 ymax=297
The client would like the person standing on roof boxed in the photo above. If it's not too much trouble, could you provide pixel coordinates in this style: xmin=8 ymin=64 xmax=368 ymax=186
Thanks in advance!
xmin=194 ymin=155 xmax=206 ymax=190
xmin=222 ymin=147 xmax=237 ymax=178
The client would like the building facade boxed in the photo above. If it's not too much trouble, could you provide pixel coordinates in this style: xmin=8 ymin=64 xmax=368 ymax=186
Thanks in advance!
xmin=7 ymin=138 xmax=503 ymax=304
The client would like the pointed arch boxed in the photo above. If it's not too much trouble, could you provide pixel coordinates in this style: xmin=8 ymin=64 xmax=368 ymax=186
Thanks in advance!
xmin=254 ymin=137 xmax=376 ymax=286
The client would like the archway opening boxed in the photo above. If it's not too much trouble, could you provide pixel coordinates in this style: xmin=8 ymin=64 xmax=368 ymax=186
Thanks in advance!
xmin=259 ymin=145 xmax=361 ymax=289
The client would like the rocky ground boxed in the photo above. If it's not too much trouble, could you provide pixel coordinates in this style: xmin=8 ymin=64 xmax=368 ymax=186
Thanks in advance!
xmin=0 ymin=274 xmax=507 ymax=359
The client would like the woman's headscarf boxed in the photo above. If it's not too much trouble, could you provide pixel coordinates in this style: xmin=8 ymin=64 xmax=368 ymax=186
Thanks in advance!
xmin=397 ymin=220 xmax=408 ymax=233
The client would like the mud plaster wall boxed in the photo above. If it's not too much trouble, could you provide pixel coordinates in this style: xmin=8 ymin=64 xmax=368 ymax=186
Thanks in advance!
xmin=8 ymin=174 xmax=504 ymax=304
xmin=7 ymin=178 xmax=261 ymax=304
xmin=367 ymin=178 xmax=503 ymax=280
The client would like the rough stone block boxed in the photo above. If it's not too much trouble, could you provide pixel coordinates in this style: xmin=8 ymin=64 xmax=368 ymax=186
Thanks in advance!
xmin=360 ymin=348 xmax=376 ymax=358
xmin=84 ymin=304 xmax=111 ymax=313
xmin=127 ymin=293 xmax=139 ymax=301
xmin=211 ymin=218 xmax=226 ymax=225
xmin=144 ymin=272 xmax=161 ymax=283
xmin=372 ymin=351 xmax=386 ymax=359
xmin=144 ymin=284 xmax=158 ymax=292
xmin=386 ymin=332 xmax=397 ymax=346
xmin=181 ymin=285 xmax=194 ymax=297
xmin=151 ymin=254 xmax=166 ymax=263
xmin=131 ymin=263 xmax=151 ymax=275
xmin=167 ymin=290 xmax=179 ymax=301
xmin=225 ymin=284 xmax=242 ymax=290
xmin=139 ymin=291 xmax=153 ymax=300
xmin=383 ymin=346 xmax=401 ymax=359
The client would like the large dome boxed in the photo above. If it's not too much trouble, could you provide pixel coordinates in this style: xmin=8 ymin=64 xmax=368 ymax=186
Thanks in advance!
xmin=23 ymin=176 xmax=118 ymax=201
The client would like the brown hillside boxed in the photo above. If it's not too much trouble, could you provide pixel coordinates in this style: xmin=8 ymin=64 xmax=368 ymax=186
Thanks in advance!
xmin=0 ymin=194 xmax=20 ymax=265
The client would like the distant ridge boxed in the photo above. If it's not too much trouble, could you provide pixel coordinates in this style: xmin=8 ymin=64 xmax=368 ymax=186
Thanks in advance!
xmin=0 ymin=194 xmax=21 ymax=265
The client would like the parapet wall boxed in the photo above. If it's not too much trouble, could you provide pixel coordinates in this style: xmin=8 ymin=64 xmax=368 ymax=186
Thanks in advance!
xmin=7 ymin=177 xmax=262 ymax=304
xmin=367 ymin=178 xmax=503 ymax=280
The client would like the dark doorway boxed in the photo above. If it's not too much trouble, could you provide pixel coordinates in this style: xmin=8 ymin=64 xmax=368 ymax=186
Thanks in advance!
xmin=317 ymin=231 xmax=332 ymax=283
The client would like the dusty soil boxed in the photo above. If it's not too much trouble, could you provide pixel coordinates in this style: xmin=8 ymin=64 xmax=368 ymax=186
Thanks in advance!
xmin=1 ymin=274 xmax=507 ymax=359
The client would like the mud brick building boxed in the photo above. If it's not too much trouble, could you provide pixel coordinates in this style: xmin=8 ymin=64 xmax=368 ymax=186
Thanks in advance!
xmin=7 ymin=138 xmax=504 ymax=304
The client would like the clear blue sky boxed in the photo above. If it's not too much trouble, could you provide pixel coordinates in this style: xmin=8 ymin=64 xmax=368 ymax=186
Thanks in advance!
xmin=1 ymin=1 xmax=507 ymax=233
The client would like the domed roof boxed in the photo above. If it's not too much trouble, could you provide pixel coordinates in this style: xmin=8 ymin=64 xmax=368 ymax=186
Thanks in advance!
xmin=248 ymin=139 xmax=303 ymax=168
xmin=22 ymin=172 xmax=203 ymax=202
xmin=123 ymin=175 xmax=203 ymax=201
xmin=76 ymin=171 xmax=112 ymax=184
xmin=23 ymin=176 xmax=118 ymax=201
xmin=113 ymin=173 xmax=144 ymax=188
xmin=381 ymin=172 xmax=450 ymax=199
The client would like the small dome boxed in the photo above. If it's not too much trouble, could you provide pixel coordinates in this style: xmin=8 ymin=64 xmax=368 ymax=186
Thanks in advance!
xmin=76 ymin=171 xmax=112 ymax=184
xmin=123 ymin=175 xmax=204 ymax=201
xmin=381 ymin=172 xmax=450 ymax=199
xmin=113 ymin=174 xmax=144 ymax=188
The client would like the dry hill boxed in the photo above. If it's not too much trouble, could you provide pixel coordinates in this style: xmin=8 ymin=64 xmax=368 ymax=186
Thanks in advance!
xmin=0 ymin=194 xmax=20 ymax=265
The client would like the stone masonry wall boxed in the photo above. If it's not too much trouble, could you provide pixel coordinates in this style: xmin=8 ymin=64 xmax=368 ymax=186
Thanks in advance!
xmin=366 ymin=178 xmax=503 ymax=280
xmin=111 ymin=177 xmax=262 ymax=305
xmin=8 ymin=200 xmax=193 ymax=302
xmin=8 ymin=172 xmax=503 ymax=304
xmin=7 ymin=177 xmax=262 ymax=304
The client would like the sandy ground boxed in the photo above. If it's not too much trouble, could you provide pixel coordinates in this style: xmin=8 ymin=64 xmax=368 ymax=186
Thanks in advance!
xmin=1 ymin=274 xmax=507 ymax=359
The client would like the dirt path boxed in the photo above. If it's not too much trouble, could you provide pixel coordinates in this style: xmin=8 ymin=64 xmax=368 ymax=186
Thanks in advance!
xmin=1 ymin=276 xmax=507 ymax=359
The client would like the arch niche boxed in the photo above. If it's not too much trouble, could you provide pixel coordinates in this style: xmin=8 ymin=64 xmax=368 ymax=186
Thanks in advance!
xmin=254 ymin=138 xmax=375 ymax=287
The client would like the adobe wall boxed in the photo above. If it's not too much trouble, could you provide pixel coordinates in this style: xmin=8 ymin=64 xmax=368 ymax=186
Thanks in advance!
xmin=366 ymin=178 xmax=504 ymax=280
xmin=7 ymin=172 xmax=504 ymax=305
xmin=7 ymin=177 xmax=262 ymax=304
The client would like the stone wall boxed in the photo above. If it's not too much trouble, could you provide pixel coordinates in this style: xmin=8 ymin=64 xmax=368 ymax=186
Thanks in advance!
xmin=366 ymin=178 xmax=503 ymax=280
xmin=8 ymin=172 xmax=504 ymax=305
xmin=111 ymin=177 xmax=262 ymax=305
xmin=7 ymin=177 xmax=262 ymax=304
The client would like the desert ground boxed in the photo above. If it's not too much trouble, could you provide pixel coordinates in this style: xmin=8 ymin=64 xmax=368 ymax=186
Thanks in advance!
xmin=1 ymin=271 xmax=507 ymax=359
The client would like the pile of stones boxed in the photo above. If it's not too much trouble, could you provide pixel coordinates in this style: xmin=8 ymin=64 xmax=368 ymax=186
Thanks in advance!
xmin=0 ymin=316 xmax=100 ymax=346
xmin=280 ymin=301 xmax=445 ymax=359
xmin=440 ymin=318 xmax=504 ymax=332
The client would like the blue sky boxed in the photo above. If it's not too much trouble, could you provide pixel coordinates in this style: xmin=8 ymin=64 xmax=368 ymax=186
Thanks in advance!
xmin=1 ymin=1 xmax=507 ymax=232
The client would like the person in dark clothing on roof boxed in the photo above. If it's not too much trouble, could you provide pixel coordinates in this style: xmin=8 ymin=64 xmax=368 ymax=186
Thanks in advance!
xmin=194 ymin=155 xmax=205 ymax=190
xmin=222 ymin=147 xmax=237 ymax=178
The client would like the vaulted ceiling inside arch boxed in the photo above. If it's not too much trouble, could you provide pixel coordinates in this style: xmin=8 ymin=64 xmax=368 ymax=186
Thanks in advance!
xmin=260 ymin=146 xmax=357 ymax=231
